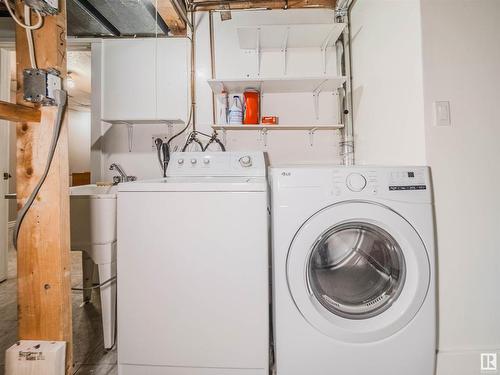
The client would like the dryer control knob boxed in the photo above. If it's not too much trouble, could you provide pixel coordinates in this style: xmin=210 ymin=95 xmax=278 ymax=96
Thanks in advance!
xmin=346 ymin=173 xmax=367 ymax=192
xmin=190 ymin=158 xmax=197 ymax=165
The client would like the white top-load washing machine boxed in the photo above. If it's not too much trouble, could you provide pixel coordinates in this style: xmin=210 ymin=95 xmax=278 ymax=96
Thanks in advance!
xmin=117 ymin=152 xmax=269 ymax=375
xmin=270 ymin=165 xmax=435 ymax=375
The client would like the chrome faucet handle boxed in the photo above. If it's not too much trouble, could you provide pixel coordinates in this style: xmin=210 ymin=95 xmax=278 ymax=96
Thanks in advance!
xmin=112 ymin=176 xmax=121 ymax=185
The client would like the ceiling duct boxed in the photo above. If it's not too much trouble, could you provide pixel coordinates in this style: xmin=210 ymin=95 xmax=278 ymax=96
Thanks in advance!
xmin=67 ymin=0 xmax=169 ymax=38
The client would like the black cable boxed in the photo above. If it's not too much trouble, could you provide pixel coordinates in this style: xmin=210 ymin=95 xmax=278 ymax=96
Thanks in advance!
xmin=71 ymin=276 xmax=117 ymax=292
xmin=13 ymin=90 xmax=67 ymax=250
xmin=161 ymin=142 xmax=170 ymax=177
xmin=167 ymin=108 xmax=193 ymax=148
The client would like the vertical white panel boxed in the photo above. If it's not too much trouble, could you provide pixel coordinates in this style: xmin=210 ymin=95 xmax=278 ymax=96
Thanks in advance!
xmin=194 ymin=12 xmax=215 ymax=134
xmin=420 ymin=1 xmax=500 ymax=373
xmin=156 ymin=38 xmax=189 ymax=122
xmin=68 ymin=110 xmax=91 ymax=174
xmin=350 ymin=0 xmax=426 ymax=165
xmin=101 ymin=39 xmax=156 ymax=120
xmin=91 ymin=42 xmax=103 ymax=183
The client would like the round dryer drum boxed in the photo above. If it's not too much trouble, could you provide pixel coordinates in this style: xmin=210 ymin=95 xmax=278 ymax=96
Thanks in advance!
xmin=286 ymin=201 xmax=430 ymax=343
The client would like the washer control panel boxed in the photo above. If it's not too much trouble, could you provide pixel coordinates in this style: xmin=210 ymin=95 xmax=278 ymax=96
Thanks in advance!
xmin=167 ymin=152 xmax=266 ymax=177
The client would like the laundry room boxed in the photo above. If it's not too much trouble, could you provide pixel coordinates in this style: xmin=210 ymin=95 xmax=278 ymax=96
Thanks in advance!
xmin=0 ymin=1 xmax=499 ymax=375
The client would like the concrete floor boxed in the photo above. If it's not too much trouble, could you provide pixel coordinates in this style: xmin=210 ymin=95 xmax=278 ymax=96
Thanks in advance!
xmin=0 ymin=230 xmax=117 ymax=374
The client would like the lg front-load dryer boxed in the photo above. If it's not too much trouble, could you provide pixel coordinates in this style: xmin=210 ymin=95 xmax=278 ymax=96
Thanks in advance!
xmin=270 ymin=166 xmax=435 ymax=375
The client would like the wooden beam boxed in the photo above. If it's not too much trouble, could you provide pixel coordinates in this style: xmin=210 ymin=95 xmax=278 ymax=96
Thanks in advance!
xmin=0 ymin=100 xmax=41 ymax=123
xmin=194 ymin=0 xmax=336 ymax=10
xmin=156 ymin=0 xmax=187 ymax=36
xmin=15 ymin=1 xmax=73 ymax=374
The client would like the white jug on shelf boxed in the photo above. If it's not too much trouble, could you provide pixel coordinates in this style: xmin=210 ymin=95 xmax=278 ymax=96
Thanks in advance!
xmin=228 ymin=96 xmax=243 ymax=125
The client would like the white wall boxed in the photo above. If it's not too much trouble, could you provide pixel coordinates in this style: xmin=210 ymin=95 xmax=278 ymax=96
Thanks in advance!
xmin=91 ymin=10 xmax=346 ymax=183
xmin=91 ymin=38 xmax=191 ymax=182
xmin=68 ymin=110 xmax=91 ymax=174
xmin=350 ymin=0 xmax=426 ymax=165
xmin=420 ymin=1 xmax=500 ymax=373
xmin=210 ymin=10 xmax=343 ymax=164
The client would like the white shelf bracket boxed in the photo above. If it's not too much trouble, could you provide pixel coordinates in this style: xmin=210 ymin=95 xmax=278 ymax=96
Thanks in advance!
xmin=281 ymin=28 xmax=289 ymax=75
xmin=256 ymin=28 xmax=261 ymax=77
xmin=321 ymin=28 xmax=335 ymax=74
xmin=308 ymin=127 xmax=318 ymax=147
xmin=260 ymin=127 xmax=269 ymax=147
xmin=313 ymin=87 xmax=323 ymax=120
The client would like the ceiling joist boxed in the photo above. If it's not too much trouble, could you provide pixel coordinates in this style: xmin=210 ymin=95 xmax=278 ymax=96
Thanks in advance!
xmin=156 ymin=0 xmax=188 ymax=36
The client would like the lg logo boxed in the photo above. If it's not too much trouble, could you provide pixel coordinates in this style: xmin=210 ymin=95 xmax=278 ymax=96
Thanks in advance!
xmin=482 ymin=353 xmax=498 ymax=373
xmin=281 ymin=172 xmax=291 ymax=177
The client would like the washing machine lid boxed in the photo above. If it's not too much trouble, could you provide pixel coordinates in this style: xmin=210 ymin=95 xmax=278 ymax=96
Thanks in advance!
xmin=287 ymin=201 xmax=430 ymax=343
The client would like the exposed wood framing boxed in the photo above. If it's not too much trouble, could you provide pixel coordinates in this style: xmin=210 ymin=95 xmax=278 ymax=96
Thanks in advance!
xmin=15 ymin=1 xmax=73 ymax=374
xmin=193 ymin=0 xmax=337 ymax=11
xmin=0 ymin=101 xmax=41 ymax=123
xmin=156 ymin=0 xmax=187 ymax=36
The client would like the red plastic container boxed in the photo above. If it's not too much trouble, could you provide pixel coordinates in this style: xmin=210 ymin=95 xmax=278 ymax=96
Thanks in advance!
xmin=243 ymin=90 xmax=260 ymax=124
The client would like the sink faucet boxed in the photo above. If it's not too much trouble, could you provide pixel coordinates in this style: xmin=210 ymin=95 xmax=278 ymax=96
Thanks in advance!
xmin=109 ymin=163 xmax=137 ymax=185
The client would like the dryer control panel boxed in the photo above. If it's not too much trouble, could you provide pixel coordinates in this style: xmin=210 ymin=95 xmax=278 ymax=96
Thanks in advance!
xmin=271 ymin=165 xmax=432 ymax=204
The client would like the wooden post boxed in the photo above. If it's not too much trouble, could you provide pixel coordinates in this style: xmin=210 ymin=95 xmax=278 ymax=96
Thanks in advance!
xmin=15 ymin=1 xmax=73 ymax=374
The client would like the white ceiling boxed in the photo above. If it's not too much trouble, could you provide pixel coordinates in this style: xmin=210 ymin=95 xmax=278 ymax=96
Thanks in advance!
xmin=67 ymin=51 xmax=91 ymax=111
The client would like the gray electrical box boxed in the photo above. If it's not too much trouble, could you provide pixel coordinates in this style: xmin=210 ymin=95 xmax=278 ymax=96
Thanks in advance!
xmin=23 ymin=68 xmax=61 ymax=105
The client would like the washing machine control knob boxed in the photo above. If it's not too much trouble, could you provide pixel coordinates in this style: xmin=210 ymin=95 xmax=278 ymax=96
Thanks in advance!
xmin=190 ymin=158 xmax=197 ymax=165
xmin=346 ymin=173 xmax=367 ymax=192
xmin=177 ymin=158 xmax=184 ymax=165
xmin=203 ymin=158 xmax=210 ymax=165
xmin=239 ymin=155 xmax=252 ymax=167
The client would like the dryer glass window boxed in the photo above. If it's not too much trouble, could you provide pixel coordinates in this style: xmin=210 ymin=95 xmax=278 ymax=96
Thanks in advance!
xmin=307 ymin=222 xmax=406 ymax=320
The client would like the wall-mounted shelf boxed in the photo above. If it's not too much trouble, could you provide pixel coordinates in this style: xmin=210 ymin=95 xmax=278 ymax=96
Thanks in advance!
xmin=212 ymin=123 xmax=344 ymax=147
xmin=237 ymin=23 xmax=346 ymax=50
xmin=212 ymin=124 xmax=344 ymax=130
xmin=102 ymin=119 xmax=184 ymax=125
xmin=207 ymin=76 xmax=346 ymax=95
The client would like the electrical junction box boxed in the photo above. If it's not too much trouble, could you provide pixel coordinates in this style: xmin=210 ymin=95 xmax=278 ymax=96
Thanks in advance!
xmin=23 ymin=68 xmax=61 ymax=106
xmin=25 ymin=0 xmax=59 ymax=15
xmin=5 ymin=340 xmax=66 ymax=375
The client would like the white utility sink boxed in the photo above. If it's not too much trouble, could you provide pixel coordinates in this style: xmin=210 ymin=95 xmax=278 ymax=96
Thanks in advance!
xmin=70 ymin=184 xmax=117 ymax=247
xmin=69 ymin=184 xmax=118 ymax=350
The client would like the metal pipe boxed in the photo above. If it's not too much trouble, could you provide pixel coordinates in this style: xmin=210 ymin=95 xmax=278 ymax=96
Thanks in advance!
xmin=209 ymin=10 xmax=216 ymax=125
xmin=336 ymin=0 xmax=356 ymax=165
xmin=190 ymin=10 xmax=196 ymax=130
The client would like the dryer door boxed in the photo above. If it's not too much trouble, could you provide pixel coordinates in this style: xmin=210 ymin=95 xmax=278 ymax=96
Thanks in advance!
xmin=287 ymin=201 xmax=430 ymax=343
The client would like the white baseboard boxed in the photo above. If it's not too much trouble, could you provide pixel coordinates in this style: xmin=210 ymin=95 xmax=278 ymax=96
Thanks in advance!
xmin=438 ymin=349 xmax=500 ymax=375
